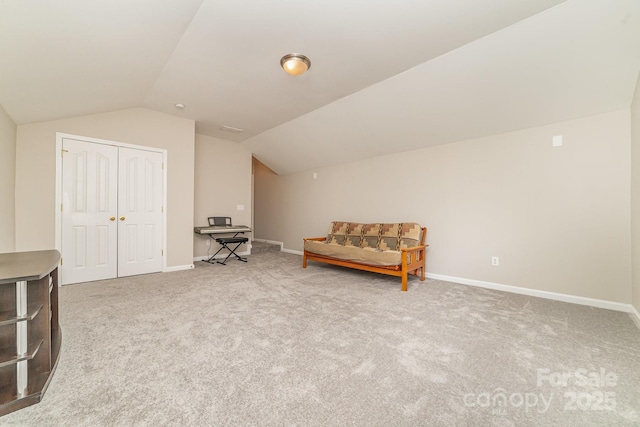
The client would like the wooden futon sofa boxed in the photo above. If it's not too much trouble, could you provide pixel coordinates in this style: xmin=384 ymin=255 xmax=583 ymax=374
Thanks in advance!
xmin=303 ymin=221 xmax=428 ymax=291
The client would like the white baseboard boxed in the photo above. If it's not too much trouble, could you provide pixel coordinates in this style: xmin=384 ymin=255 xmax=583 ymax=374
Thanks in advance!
xmin=427 ymin=273 xmax=634 ymax=314
xmin=630 ymin=305 xmax=640 ymax=328
xmin=283 ymin=248 xmax=303 ymax=255
xmin=253 ymin=239 xmax=303 ymax=255
xmin=164 ymin=264 xmax=194 ymax=272
xmin=252 ymin=238 xmax=284 ymax=250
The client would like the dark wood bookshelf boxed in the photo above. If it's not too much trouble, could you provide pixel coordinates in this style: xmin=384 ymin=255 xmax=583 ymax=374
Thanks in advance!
xmin=0 ymin=250 xmax=62 ymax=417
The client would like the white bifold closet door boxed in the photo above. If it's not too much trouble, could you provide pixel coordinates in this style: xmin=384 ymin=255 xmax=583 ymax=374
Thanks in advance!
xmin=61 ymin=138 xmax=163 ymax=285
xmin=117 ymin=146 xmax=163 ymax=278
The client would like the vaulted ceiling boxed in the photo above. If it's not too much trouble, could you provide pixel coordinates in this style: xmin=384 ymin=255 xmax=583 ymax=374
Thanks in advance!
xmin=1 ymin=0 xmax=639 ymax=174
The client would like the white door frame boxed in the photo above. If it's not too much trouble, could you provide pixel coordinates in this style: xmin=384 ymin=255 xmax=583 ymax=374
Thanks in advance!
xmin=55 ymin=132 xmax=168 ymax=278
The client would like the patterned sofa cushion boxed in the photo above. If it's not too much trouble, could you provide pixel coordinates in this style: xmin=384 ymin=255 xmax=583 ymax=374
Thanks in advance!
xmin=326 ymin=221 xmax=349 ymax=245
xmin=360 ymin=223 xmax=381 ymax=249
xmin=325 ymin=221 xmax=422 ymax=251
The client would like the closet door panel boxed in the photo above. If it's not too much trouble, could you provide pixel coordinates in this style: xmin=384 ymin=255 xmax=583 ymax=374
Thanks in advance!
xmin=61 ymin=139 xmax=118 ymax=284
xmin=118 ymin=147 xmax=163 ymax=277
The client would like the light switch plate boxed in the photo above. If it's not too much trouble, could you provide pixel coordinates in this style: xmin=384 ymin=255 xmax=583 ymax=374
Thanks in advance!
xmin=552 ymin=135 xmax=563 ymax=147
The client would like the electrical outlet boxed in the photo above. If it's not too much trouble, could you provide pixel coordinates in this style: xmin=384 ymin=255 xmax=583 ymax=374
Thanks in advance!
xmin=492 ymin=256 xmax=499 ymax=266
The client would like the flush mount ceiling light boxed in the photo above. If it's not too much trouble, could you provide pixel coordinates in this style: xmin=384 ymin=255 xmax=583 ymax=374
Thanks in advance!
xmin=280 ymin=53 xmax=311 ymax=76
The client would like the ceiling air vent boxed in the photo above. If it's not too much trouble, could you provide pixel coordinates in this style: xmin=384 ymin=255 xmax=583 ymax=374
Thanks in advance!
xmin=220 ymin=125 xmax=243 ymax=133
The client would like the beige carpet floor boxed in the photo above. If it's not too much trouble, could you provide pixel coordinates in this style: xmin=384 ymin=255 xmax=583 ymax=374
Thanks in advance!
xmin=2 ymin=251 xmax=639 ymax=426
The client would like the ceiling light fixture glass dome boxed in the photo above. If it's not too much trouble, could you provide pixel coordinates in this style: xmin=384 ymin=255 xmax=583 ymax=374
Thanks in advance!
xmin=280 ymin=53 xmax=311 ymax=76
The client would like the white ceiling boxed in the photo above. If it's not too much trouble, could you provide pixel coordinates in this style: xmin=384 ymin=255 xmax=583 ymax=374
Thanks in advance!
xmin=1 ymin=0 xmax=639 ymax=175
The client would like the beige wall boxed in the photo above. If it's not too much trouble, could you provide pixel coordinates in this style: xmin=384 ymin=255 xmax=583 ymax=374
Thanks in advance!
xmin=0 ymin=104 xmax=16 ymax=253
xmin=255 ymin=110 xmax=632 ymax=303
xmin=253 ymin=159 xmax=283 ymax=240
xmin=193 ymin=134 xmax=252 ymax=258
xmin=15 ymin=107 xmax=195 ymax=268
xmin=631 ymin=73 xmax=640 ymax=313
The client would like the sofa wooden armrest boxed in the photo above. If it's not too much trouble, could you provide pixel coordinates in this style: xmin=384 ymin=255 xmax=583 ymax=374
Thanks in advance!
xmin=302 ymin=222 xmax=428 ymax=291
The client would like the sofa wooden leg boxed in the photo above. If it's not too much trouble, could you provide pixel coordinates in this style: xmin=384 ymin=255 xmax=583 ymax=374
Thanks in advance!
xmin=402 ymin=275 xmax=408 ymax=292
xmin=303 ymin=253 xmax=307 ymax=268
